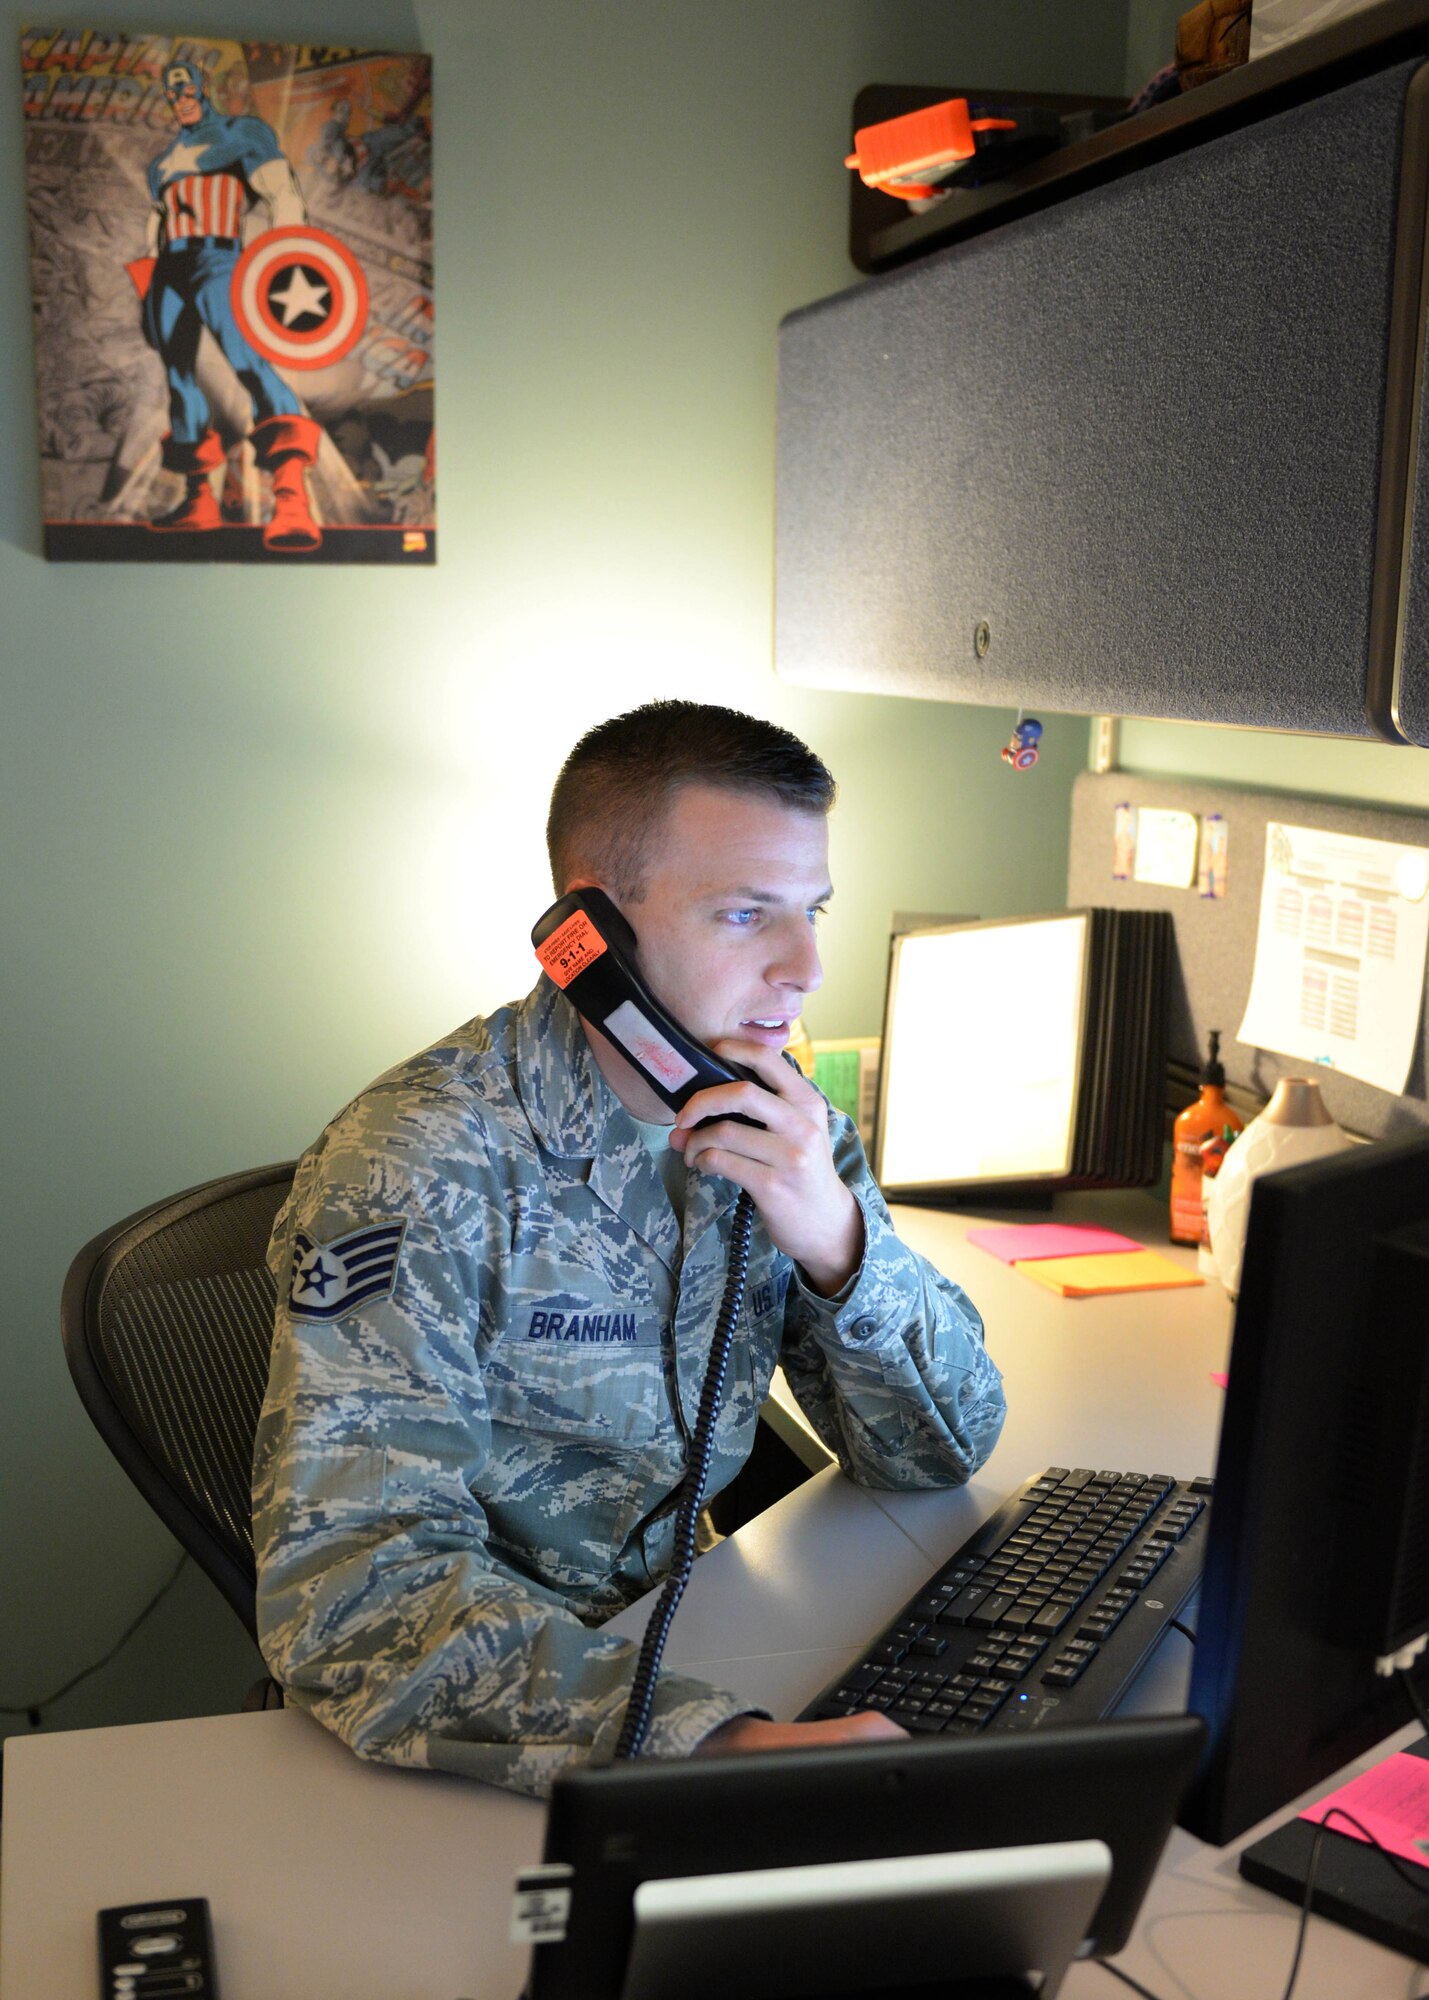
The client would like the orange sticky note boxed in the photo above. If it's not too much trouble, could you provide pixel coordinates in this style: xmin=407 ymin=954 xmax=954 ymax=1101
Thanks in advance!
xmin=1016 ymin=1250 xmax=1204 ymax=1297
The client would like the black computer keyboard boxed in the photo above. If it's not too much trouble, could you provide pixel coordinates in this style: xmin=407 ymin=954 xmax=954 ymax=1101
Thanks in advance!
xmin=799 ymin=1465 xmax=1212 ymax=1736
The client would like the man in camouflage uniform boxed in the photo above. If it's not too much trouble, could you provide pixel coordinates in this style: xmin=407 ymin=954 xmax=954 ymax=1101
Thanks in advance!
xmin=253 ymin=702 xmax=1006 ymax=1797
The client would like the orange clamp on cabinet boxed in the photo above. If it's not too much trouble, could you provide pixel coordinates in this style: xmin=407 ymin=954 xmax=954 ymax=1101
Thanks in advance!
xmin=845 ymin=98 xmax=1017 ymax=200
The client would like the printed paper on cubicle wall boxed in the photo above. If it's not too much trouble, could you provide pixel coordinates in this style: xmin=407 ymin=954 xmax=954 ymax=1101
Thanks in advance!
xmin=1237 ymin=823 xmax=1429 ymax=1096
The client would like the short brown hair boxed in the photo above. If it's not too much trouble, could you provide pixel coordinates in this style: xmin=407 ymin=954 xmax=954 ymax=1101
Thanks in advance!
xmin=547 ymin=700 xmax=836 ymax=899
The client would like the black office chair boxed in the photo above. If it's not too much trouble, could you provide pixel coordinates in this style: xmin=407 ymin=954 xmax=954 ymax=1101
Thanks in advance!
xmin=61 ymin=1161 xmax=296 ymax=1648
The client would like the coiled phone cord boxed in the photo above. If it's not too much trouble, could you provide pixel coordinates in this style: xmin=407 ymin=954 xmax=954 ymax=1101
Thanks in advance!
xmin=613 ymin=1187 xmax=755 ymax=1760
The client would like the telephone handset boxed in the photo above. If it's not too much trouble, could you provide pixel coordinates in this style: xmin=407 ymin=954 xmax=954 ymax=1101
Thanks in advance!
xmin=531 ymin=887 xmax=766 ymax=1124
xmin=530 ymin=885 xmax=765 ymax=1758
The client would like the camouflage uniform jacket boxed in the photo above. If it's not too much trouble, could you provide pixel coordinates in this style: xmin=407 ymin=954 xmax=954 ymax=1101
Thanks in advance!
xmin=253 ymin=977 xmax=1006 ymax=1797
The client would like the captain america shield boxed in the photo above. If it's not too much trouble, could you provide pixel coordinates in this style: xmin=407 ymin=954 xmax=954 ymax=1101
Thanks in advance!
xmin=231 ymin=225 xmax=369 ymax=371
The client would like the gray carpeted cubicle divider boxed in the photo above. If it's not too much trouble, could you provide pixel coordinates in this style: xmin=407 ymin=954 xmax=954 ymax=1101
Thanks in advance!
xmin=1066 ymin=770 xmax=1429 ymax=1140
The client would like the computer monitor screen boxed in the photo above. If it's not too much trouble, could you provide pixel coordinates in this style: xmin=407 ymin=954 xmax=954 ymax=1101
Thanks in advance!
xmin=529 ymin=1719 xmax=1205 ymax=2000
xmin=875 ymin=914 xmax=1090 ymax=1189
xmin=1181 ymin=1127 xmax=1429 ymax=1845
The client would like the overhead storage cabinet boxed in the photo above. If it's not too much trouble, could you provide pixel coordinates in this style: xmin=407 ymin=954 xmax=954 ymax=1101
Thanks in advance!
xmin=775 ymin=54 xmax=1429 ymax=744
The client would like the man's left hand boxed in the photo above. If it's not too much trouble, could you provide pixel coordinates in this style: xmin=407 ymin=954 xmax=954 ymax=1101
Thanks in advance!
xmin=669 ymin=1042 xmax=864 ymax=1296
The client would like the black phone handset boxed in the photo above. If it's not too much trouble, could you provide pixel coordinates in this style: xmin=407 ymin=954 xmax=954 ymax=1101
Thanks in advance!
xmin=531 ymin=887 xmax=764 ymax=1757
xmin=532 ymin=887 xmax=765 ymax=1118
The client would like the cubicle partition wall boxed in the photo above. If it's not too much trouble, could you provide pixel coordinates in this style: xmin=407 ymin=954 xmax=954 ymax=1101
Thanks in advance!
xmin=1066 ymin=771 xmax=1429 ymax=1141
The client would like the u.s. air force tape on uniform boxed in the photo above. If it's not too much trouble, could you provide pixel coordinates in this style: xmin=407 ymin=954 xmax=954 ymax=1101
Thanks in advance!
xmin=286 ymin=1219 xmax=407 ymax=1322
xmin=511 ymin=1863 xmax=574 ymax=1945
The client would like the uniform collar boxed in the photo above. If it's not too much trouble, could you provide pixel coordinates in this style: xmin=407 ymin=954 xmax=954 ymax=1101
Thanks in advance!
xmin=514 ymin=975 xmax=611 ymax=1158
xmin=512 ymin=977 xmax=740 ymax=1264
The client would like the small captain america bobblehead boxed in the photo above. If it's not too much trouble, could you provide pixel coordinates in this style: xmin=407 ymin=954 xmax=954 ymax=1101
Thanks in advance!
xmin=136 ymin=57 xmax=323 ymax=551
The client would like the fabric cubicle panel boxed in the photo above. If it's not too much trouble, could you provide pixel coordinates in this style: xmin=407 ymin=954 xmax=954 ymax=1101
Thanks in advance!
xmin=1065 ymin=771 xmax=1429 ymax=1141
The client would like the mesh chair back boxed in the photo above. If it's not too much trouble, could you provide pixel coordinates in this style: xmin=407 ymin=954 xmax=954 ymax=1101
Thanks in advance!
xmin=62 ymin=1164 xmax=296 ymax=1639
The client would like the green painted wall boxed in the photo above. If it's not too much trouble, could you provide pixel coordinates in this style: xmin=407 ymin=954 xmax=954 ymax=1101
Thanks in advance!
xmin=1114 ymin=717 xmax=1429 ymax=811
xmin=1 ymin=4 xmax=1128 ymax=1741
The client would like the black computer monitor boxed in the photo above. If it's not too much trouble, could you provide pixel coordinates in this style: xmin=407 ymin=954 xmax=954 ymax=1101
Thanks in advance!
xmin=528 ymin=1719 xmax=1205 ymax=2000
xmin=1180 ymin=1126 xmax=1429 ymax=1846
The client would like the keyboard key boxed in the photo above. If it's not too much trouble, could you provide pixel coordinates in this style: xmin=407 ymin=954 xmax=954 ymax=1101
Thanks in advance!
xmin=968 ymin=1593 xmax=1018 ymax=1628
xmin=943 ymin=1584 xmax=992 ymax=1624
xmin=1030 ymin=1602 xmax=1072 ymax=1636
xmin=1042 ymin=1663 xmax=1087 ymax=1688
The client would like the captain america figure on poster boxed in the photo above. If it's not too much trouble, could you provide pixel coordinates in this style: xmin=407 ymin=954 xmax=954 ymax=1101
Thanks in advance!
xmin=129 ymin=58 xmax=324 ymax=551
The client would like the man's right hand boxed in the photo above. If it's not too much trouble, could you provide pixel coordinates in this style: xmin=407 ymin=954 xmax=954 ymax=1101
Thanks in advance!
xmin=693 ymin=1712 xmax=908 ymax=1757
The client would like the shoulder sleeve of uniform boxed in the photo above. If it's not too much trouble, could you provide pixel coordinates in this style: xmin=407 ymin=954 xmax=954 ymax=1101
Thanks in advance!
xmin=778 ymin=1104 xmax=1007 ymax=1490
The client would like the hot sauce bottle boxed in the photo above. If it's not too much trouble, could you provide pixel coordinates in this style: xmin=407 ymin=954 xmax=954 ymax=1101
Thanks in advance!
xmin=1170 ymin=1031 xmax=1244 ymax=1246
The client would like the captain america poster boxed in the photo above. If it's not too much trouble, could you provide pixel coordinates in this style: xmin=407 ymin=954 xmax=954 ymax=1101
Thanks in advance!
xmin=21 ymin=29 xmax=435 ymax=563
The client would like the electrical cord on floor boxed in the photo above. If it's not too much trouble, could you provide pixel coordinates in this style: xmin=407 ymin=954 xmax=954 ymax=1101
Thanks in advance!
xmin=0 ymin=1552 xmax=188 ymax=1727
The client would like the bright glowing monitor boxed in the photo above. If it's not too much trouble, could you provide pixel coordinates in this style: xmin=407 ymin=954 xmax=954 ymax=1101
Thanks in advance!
xmin=875 ymin=914 xmax=1089 ymax=1191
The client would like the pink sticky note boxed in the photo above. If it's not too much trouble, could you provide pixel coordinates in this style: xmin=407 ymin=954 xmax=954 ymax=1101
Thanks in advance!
xmin=966 ymin=1223 xmax=1144 ymax=1265
xmin=1210 ymin=1371 xmax=1229 ymax=1390
xmin=1300 ymin=1752 xmax=1429 ymax=1872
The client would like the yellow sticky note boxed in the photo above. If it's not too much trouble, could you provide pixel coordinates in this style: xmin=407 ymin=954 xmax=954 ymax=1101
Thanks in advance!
xmin=1016 ymin=1250 xmax=1203 ymax=1297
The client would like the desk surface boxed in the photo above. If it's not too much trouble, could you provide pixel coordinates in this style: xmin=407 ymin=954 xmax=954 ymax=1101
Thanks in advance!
xmin=5 ymin=1195 xmax=1427 ymax=2000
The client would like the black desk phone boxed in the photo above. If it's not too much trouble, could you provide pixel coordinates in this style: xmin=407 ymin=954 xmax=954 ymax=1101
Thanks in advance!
xmin=531 ymin=887 xmax=769 ymax=1756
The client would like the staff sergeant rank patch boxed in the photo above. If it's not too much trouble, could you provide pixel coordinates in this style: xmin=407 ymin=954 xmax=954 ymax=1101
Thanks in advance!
xmin=288 ymin=1220 xmax=407 ymax=1322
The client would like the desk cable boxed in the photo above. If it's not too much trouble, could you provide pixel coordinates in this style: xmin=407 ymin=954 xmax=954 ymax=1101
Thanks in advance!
xmin=0 ymin=1550 xmax=187 ymax=1728
xmin=1096 ymin=1667 xmax=1429 ymax=2000
xmin=1097 ymin=1807 xmax=1429 ymax=2000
